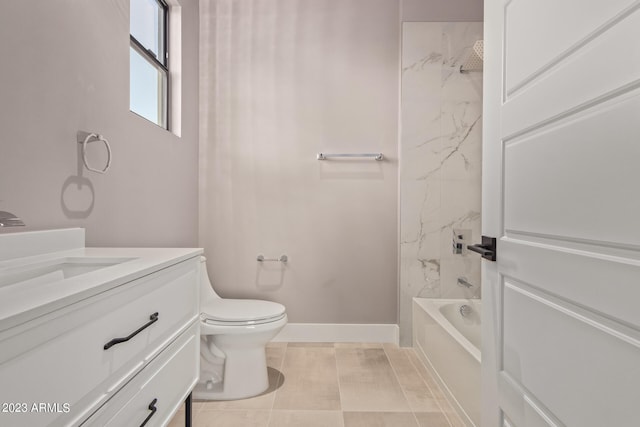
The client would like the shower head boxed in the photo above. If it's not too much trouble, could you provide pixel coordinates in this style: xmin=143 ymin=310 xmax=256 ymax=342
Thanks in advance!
xmin=460 ymin=40 xmax=484 ymax=73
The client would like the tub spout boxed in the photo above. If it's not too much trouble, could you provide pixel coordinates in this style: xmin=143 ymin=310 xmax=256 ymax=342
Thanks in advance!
xmin=457 ymin=277 xmax=474 ymax=288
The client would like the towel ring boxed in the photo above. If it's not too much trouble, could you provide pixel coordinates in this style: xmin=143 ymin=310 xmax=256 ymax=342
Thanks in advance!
xmin=81 ymin=133 xmax=112 ymax=174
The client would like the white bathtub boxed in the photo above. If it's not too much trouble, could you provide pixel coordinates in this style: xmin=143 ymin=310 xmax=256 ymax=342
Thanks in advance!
xmin=413 ymin=298 xmax=481 ymax=426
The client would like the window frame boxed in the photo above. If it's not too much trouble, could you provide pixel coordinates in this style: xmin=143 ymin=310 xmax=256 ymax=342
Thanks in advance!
xmin=129 ymin=0 xmax=170 ymax=130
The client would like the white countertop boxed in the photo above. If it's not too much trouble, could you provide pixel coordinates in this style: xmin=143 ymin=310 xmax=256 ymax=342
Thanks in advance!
xmin=0 ymin=229 xmax=203 ymax=332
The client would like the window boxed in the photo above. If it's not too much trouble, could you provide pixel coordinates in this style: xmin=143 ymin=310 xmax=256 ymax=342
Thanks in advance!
xmin=130 ymin=0 xmax=169 ymax=129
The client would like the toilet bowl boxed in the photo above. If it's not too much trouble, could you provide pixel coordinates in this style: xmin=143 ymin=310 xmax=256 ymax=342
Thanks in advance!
xmin=193 ymin=256 xmax=287 ymax=400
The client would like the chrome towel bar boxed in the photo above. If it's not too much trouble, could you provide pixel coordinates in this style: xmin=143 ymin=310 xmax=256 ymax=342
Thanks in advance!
xmin=317 ymin=153 xmax=383 ymax=161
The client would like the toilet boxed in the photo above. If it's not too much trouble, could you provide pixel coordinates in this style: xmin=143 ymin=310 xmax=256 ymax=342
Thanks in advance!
xmin=193 ymin=256 xmax=287 ymax=401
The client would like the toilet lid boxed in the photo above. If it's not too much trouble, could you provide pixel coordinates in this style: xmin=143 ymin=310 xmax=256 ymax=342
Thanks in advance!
xmin=201 ymin=299 xmax=286 ymax=324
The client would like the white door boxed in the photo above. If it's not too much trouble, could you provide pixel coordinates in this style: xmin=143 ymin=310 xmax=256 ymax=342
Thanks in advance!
xmin=482 ymin=0 xmax=640 ymax=426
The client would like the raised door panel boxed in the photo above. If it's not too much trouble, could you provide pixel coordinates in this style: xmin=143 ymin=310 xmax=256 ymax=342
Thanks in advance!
xmin=502 ymin=5 xmax=640 ymax=139
xmin=504 ymin=0 xmax=637 ymax=95
xmin=501 ymin=280 xmax=639 ymax=426
xmin=503 ymin=90 xmax=640 ymax=246
xmin=499 ymin=239 xmax=640 ymax=330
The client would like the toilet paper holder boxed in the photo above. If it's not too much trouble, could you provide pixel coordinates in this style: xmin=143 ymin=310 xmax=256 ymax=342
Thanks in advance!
xmin=256 ymin=254 xmax=288 ymax=263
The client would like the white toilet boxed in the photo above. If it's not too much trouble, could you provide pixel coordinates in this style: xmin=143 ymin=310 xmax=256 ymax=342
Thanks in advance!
xmin=193 ymin=256 xmax=287 ymax=400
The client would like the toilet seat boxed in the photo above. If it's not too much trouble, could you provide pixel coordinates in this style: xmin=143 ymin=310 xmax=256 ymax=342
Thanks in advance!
xmin=201 ymin=299 xmax=286 ymax=326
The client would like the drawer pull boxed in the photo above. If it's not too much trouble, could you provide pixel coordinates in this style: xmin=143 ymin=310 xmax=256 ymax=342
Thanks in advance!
xmin=104 ymin=312 xmax=159 ymax=350
xmin=140 ymin=398 xmax=158 ymax=427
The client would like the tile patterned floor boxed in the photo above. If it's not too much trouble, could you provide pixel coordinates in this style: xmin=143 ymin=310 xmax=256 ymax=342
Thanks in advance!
xmin=169 ymin=343 xmax=465 ymax=427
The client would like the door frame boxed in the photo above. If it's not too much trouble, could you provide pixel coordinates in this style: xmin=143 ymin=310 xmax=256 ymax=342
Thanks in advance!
xmin=481 ymin=0 xmax=504 ymax=425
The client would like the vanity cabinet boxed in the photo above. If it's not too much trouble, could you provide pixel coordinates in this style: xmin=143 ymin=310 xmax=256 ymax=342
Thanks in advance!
xmin=0 ymin=252 xmax=200 ymax=427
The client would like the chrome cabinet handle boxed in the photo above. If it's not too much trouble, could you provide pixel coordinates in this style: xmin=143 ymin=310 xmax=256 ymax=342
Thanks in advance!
xmin=103 ymin=312 xmax=159 ymax=350
xmin=140 ymin=398 xmax=158 ymax=427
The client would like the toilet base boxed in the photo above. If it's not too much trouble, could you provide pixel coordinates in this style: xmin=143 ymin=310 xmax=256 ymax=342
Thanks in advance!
xmin=193 ymin=346 xmax=270 ymax=401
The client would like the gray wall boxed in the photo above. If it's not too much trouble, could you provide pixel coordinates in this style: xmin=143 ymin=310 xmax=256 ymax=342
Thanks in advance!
xmin=199 ymin=0 xmax=400 ymax=324
xmin=0 ymin=0 xmax=200 ymax=247
xmin=198 ymin=0 xmax=482 ymax=325
xmin=402 ymin=0 xmax=483 ymax=21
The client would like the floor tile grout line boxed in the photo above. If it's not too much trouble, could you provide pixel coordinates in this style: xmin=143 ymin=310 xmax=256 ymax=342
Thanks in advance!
xmin=272 ymin=343 xmax=286 ymax=411
xmin=267 ymin=343 xmax=287 ymax=424
xmin=332 ymin=343 xmax=345 ymax=418
xmin=189 ymin=399 xmax=203 ymax=423
xmin=382 ymin=344 xmax=422 ymax=427
xmin=406 ymin=348 xmax=456 ymax=427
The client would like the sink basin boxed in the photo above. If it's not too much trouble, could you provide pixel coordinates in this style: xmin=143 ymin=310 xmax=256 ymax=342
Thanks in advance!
xmin=0 ymin=257 xmax=136 ymax=289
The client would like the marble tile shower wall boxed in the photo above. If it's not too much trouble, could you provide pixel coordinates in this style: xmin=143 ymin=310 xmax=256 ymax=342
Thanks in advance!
xmin=400 ymin=22 xmax=483 ymax=345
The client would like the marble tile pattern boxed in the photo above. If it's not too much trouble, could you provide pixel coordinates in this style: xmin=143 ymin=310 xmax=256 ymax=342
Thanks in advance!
xmin=399 ymin=22 xmax=483 ymax=345
xmin=168 ymin=342 xmax=465 ymax=427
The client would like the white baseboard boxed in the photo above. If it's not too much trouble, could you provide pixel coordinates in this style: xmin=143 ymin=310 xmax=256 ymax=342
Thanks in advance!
xmin=272 ymin=323 xmax=399 ymax=345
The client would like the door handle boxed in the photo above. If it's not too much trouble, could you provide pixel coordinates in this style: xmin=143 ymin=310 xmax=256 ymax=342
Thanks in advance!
xmin=467 ymin=236 xmax=497 ymax=261
xmin=104 ymin=312 xmax=159 ymax=350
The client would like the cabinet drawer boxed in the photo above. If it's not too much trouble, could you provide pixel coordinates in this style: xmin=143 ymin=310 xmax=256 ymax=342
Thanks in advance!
xmin=84 ymin=322 xmax=199 ymax=427
xmin=0 ymin=258 xmax=198 ymax=427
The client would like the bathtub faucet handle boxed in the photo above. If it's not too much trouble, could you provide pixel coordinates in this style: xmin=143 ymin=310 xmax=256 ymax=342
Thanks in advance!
xmin=459 ymin=304 xmax=473 ymax=317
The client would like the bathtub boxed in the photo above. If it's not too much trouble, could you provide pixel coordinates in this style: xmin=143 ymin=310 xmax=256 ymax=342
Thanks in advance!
xmin=413 ymin=298 xmax=481 ymax=426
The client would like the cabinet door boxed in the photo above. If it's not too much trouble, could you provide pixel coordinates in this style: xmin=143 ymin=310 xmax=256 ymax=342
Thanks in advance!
xmin=0 ymin=258 xmax=198 ymax=427
xmin=83 ymin=322 xmax=199 ymax=427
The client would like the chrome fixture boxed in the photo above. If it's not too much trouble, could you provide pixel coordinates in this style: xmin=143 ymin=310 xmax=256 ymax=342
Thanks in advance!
xmin=257 ymin=254 xmax=288 ymax=263
xmin=79 ymin=132 xmax=112 ymax=174
xmin=452 ymin=229 xmax=470 ymax=255
xmin=459 ymin=304 xmax=473 ymax=317
xmin=459 ymin=40 xmax=484 ymax=73
xmin=317 ymin=153 xmax=384 ymax=161
xmin=0 ymin=211 xmax=25 ymax=227
xmin=457 ymin=277 xmax=474 ymax=288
